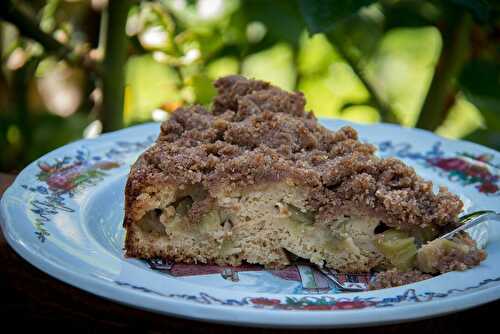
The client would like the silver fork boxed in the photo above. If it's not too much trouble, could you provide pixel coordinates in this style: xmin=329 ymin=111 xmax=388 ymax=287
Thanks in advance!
xmin=318 ymin=268 xmax=368 ymax=292
xmin=438 ymin=210 xmax=500 ymax=240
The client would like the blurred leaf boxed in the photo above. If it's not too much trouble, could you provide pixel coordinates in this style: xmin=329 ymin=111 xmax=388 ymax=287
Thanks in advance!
xmin=381 ymin=0 xmax=439 ymax=29
xmin=188 ymin=73 xmax=217 ymax=105
xmin=459 ymin=60 xmax=500 ymax=149
xmin=297 ymin=32 xmax=340 ymax=76
xmin=330 ymin=7 xmax=384 ymax=60
xmin=367 ymin=27 xmax=441 ymax=126
xmin=465 ymin=130 xmax=500 ymax=151
xmin=436 ymin=96 xmax=484 ymax=139
xmin=241 ymin=43 xmax=296 ymax=91
xmin=454 ymin=95 xmax=500 ymax=150
xmin=340 ymin=105 xmax=380 ymax=123
xmin=136 ymin=3 xmax=176 ymax=52
xmin=206 ymin=56 xmax=239 ymax=79
xmin=466 ymin=96 xmax=500 ymax=129
xmin=297 ymin=0 xmax=376 ymax=34
xmin=446 ymin=0 xmax=490 ymax=22
xmin=148 ymin=2 xmax=175 ymax=34
xmin=459 ymin=60 xmax=500 ymax=99
xmin=27 ymin=112 xmax=89 ymax=164
xmin=40 ymin=0 xmax=60 ymax=33
xmin=124 ymin=55 xmax=181 ymax=124
xmin=298 ymin=61 xmax=369 ymax=118
xmin=327 ymin=62 xmax=369 ymax=102
xmin=299 ymin=74 xmax=341 ymax=117
xmin=242 ymin=0 xmax=304 ymax=46
xmin=162 ymin=0 xmax=239 ymax=29
xmin=194 ymin=31 xmax=225 ymax=59
xmin=222 ymin=9 xmax=248 ymax=46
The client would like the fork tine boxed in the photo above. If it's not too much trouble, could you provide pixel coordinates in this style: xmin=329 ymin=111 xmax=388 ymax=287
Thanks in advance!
xmin=439 ymin=210 xmax=500 ymax=240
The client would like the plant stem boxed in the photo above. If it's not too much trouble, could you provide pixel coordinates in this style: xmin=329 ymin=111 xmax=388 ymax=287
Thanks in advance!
xmin=327 ymin=33 xmax=398 ymax=123
xmin=10 ymin=58 xmax=39 ymax=166
xmin=416 ymin=11 xmax=472 ymax=131
xmin=100 ymin=0 xmax=133 ymax=132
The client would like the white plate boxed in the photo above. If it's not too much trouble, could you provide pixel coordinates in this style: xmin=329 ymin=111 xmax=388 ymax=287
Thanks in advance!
xmin=2 ymin=119 xmax=500 ymax=328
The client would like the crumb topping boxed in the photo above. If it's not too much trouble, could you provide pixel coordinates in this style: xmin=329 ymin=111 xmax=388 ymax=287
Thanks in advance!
xmin=125 ymin=75 xmax=463 ymax=228
xmin=369 ymin=269 xmax=433 ymax=290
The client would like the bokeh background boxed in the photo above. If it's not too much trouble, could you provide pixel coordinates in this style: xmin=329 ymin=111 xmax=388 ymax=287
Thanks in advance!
xmin=1 ymin=0 xmax=499 ymax=173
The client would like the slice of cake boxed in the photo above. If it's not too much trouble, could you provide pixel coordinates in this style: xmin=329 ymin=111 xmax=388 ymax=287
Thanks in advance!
xmin=123 ymin=75 xmax=485 ymax=278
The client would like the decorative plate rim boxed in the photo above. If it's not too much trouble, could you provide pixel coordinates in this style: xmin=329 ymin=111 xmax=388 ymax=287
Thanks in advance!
xmin=1 ymin=119 xmax=500 ymax=328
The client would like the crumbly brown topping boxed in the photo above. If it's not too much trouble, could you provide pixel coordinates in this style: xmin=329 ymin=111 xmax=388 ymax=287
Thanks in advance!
xmin=369 ymin=270 xmax=433 ymax=290
xmin=125 ymin=75 xmax=463 ymax=228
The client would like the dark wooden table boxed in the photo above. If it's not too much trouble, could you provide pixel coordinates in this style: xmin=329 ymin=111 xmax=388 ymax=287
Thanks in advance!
xmin=1 ymin=173 xmax=498 ymax=333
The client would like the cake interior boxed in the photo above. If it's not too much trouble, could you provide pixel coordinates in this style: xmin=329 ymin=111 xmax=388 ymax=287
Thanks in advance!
xmin=125 ymin=180 xmax=456 ymax=273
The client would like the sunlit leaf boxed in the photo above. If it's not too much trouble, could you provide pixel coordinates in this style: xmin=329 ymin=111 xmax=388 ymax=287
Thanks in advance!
xmin=206 ymin=57 xmax=239 ymax=80
xmin=463 ymin=97 xmax=500 ymax=150
xmin=139 ymin=26 xmax=172 ymax=51
xmin=436 ymin=95 xmax=485 ymax=139
xmin=468 ymin=96 xmax=500 ymax=123
xmin=40 ymin=0 xmax=60 ymax=33
xmin=297 ymin=32 xmax=340 ymax=76
xmin=188 ymin=74 xmax=217 ymax=105
xmin=241 ymin=43 xmax=296 ymax=91
xmin=327 ymin=62 xmax=369 ymax=102
xmin=124 ymin=55 xmax=181 ymax=124
xmin=298 ymin=74 xmax=341 ymax=117
xmin=340 ymin=105 xmax=380 ymax=123
xmin=367 ymin=27 xmax=441 ymax=126
xmin=298 ymin=60 xmax=370 ymax=118
xmin=162 ymin=0 xmax=239 ymax=29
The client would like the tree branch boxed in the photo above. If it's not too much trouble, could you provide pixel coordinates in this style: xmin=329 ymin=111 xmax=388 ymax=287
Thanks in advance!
xmin=0 ymin=0 xmax=96 ymax=72
xmin=326 ymin=33 xmax=398 ymax=124
xmin=416 ymin=10 xmax=472 ymax=131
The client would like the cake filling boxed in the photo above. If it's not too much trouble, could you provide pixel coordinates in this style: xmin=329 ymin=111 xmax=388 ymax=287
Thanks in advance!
xmin=134 ymin=182 xmax=484 ymax=275
xmin=135 ymin=182 xmax=450 ymax=272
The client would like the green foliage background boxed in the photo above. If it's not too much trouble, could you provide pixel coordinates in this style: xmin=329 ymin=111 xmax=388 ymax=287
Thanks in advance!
xmin=0 ymin=0 xmax=499 ymax=172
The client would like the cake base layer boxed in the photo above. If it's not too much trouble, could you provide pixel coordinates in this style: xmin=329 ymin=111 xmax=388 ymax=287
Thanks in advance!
xmin=125 ymin=181 xmax=384 ymax=272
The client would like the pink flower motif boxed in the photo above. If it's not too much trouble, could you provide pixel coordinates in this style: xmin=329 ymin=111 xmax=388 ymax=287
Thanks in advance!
xmin=250 ymin=297 xmax=281 ymax=306
xmin=334 ymin=300 xmax=371 ymax=310
xmin=466 ymin=165 xmax=491 ymax=179
xmin=47 ymin=174 xmax=76 ymax=191
xmin=478 ymin=182 xmax=498 ymax=194
xmin=430 ymin=158 xmax=468 ymax=172
xmin=303 ymin=304 xmax=336 ymax=311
